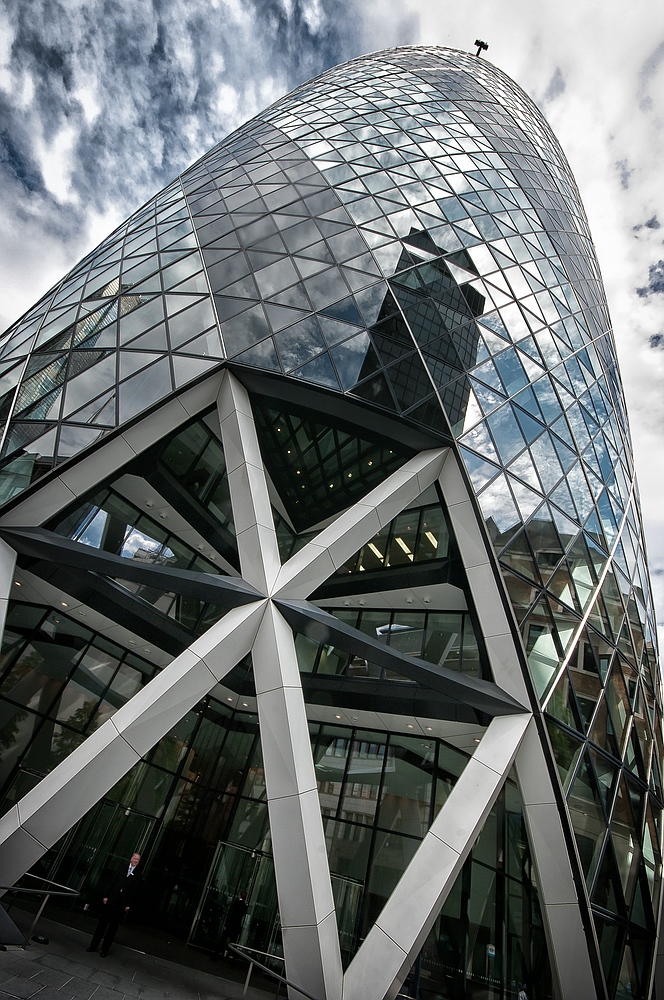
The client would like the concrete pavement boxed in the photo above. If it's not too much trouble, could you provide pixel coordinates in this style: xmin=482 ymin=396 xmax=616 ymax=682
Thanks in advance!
xmin=0 ymin=914 xmax=276 ymax=1000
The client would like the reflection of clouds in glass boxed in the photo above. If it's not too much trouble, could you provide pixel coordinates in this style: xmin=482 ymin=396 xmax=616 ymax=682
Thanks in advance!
xmin=79 ymin=509 xmax=108 ymax=549
xmin=275 ymin=323 xmax=326 ymax=371
xmin=57 ymin=426 xmax=106 ymax=459
xmin=254 ymin=257 xmax=299 ymax=298
xmin=331 ymin=333 xmax=372 ymax=389
xmin=121 ymin=528 xmax=163 ymax=560
xmin=508 ymin=475 xmax=543 ymax=521
xmin=222 ymin=305 xmax=270 ymax=356
xmin=354 ymin=281 xmax=389 ymax=326
xmin=303 ymin=267 xmax=349 ymax=310
xmin=478 ymin=473 xmax=520 ymax=534
xmin=65 ymin=355 xmax=116 ymax=415
xmin=327 ymin=231 xmax=369 ymax=263
xmin=459 ymin=417 xmax=499 ymax=462
xmin=566 ymin=463 xmax=594 ymax=521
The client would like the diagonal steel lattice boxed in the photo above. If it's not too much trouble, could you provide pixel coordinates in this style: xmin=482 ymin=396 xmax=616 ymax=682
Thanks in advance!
xmin=0 ymin=370 xmax=596 ymax=999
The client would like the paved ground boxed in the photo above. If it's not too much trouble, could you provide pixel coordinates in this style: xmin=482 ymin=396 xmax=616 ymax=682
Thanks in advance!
xmin=0 ymin=914 xmax=276 ymax=1000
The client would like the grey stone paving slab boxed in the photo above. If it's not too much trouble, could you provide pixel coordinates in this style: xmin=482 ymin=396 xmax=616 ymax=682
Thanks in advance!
xmin=1 ymin=913 xmax=274 ymax=1000
xmin=112 ymin=981 xmax=139 ymax=998
xmin=27 ymin=990 xmax=75 ymax=1000
xmin=0 ymin=976 xmax=42 ymax=998
xmin=30 ymin=969 xmax=72 ymax=988
xmin=56 ymin=976 xmax=96 ymax=999
xmin=36 ymin=957 xmax=92 ymax=980
xmin=89 ymin=988 xmax=123 ymax=1000
xmin=0 ymin=961 xmax=35 ymax=979
xmin=88 ymin=971 xmax=119 ymax=988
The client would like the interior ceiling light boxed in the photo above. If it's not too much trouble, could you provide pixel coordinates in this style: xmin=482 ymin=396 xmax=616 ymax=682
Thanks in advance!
xmin=425 ymin=531 xmax=438 ymax=548
xmin=396 ymin=537 xmax=413 ymax=557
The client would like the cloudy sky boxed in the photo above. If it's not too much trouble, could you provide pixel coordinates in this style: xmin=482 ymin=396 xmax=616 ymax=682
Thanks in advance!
xmin=1 ymin=0 xmax=663 ymax=635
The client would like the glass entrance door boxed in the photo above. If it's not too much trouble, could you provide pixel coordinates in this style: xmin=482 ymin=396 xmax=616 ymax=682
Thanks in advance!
xmin=189 ymin=838 xmax=364 ymax=965
xmin=49 ymin=799 xmax=154 ymax=903
xmin=188 ymin=840 xmax=280 ymax=955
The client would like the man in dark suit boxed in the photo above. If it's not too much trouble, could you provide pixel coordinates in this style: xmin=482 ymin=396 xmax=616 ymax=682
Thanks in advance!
xmin=87 ymin=852 xmax=141 ymax=957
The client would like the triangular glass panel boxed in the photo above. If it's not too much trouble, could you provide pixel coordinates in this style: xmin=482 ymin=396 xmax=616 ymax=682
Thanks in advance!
xmin=291 ymin=352 xmax=340 ymax=388
xmin=591 ymin=840 xmax=624 ymax=916
xmin=330 ymin=334 xmax=379 ymax=389
xmin=545 ymin=670 xmax=584 ymax=735
xmin=567 ymin=749 xmax=608 ymax=887
xmin=499 ymin=528 xmax=540 ymax=584
xmin=172 ymin=355 xmax=220 ymax=388
xmin=57 ymin=425 xmax=107 ymax=461
xmin=275 ymin=323 xmax=326 ymax=372
xmin=221 ymin=304 xmax=270 ymax=356
xmin=350 ymin=371 xmax=398 ymax=412
xmin=118 ymin=357 xmax=172 ymax=423
xmin=522 ymin=595 xmax=562 ymax=698
xmin=321 ymin=296 xmax=365 ymax=326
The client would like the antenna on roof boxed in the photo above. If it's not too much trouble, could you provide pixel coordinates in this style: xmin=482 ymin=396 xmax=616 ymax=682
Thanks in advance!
xmin=474 ymin=39 xmax=489 ymax=57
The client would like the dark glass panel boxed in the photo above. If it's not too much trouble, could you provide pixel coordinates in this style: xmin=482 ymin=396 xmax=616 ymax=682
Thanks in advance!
xmin=544 ymin=718 xmax=583 ymax=790
xmin=546 ymin=670 xmax=583 ymax=734
xmin=567 ymin=750 xmax=607 ymax=887
xmin=591 ymin=840 xmax=623 ymax=916
xmin=611 ymin=776 xmax=641 ymax=906
xmin=594 ymin=917 xmax=624 ymax=997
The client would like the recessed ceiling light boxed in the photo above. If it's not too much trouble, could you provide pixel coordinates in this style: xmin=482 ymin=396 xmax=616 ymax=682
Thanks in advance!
xmin=14 ymin=581 xmax=21 ymax=587
xmin=60 ymin=602 xmax=68 ymax=607
xmin=334 ymin=714 xmax=342 ymax=719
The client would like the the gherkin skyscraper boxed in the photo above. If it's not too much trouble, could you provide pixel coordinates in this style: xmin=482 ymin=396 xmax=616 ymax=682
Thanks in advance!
xmin=0 ymin=46 xmax=660 ymax=1000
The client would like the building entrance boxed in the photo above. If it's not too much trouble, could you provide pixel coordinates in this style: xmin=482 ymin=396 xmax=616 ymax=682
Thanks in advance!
xmin=188 ymin=840 xmax=278 ymax=956
xmin=188 ymin=839 xmax=363 ymax=965
xmin=47 ymin=799 xmax=154 ymax=900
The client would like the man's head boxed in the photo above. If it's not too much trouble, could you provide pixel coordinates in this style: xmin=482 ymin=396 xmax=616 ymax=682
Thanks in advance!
xmin=130 ymin=853 xmax=141 ymax=867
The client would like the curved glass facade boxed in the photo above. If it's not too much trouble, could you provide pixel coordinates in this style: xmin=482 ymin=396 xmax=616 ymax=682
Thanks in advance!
xmin=0 ymin=46 xmax=660 ymax=1000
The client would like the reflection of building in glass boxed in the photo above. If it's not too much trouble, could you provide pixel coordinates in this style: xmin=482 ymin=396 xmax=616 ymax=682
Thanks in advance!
xmin=0 ymin=46 xmax=660 ymax=1000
